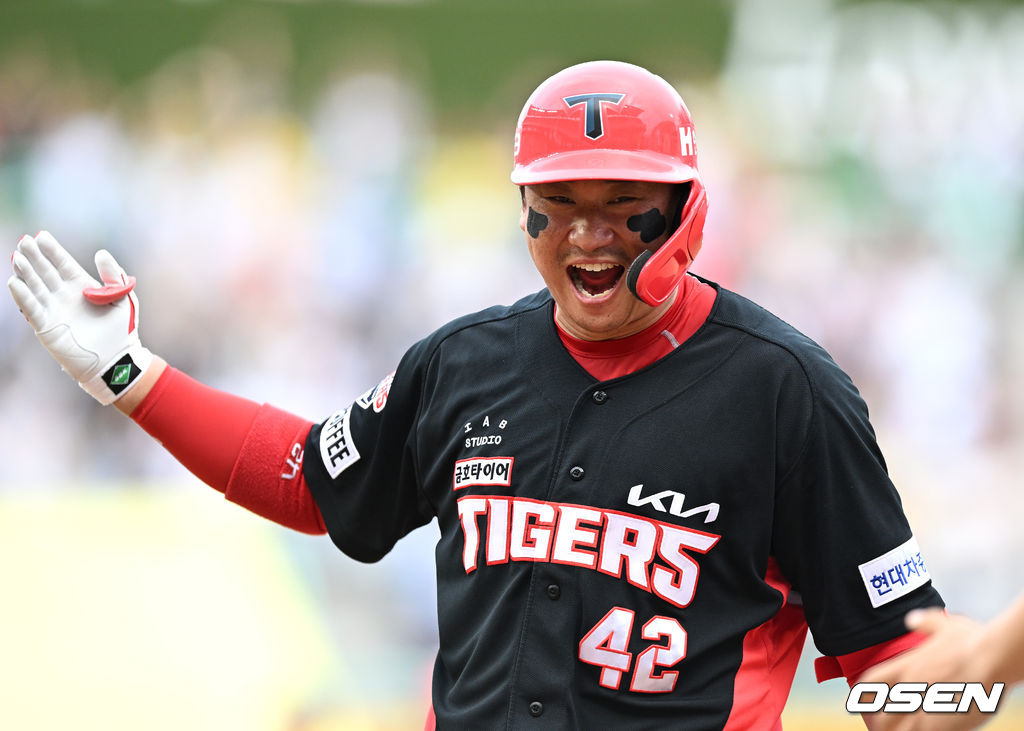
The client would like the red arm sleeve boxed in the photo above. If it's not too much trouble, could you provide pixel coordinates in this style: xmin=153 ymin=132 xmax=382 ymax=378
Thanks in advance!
xmin=131 ymin=366 xmax=326 ymax=535
xmin=814 ymin=630 xmax=931 ymax=685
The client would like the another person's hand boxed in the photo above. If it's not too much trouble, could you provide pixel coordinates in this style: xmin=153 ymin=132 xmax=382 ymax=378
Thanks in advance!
xmin=8 ymin=231 xmax=152 ymax=405
xmin=859 ymin=608 xmax=1006 ymax=731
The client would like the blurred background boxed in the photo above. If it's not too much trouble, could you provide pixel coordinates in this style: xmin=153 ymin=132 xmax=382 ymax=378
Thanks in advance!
xmin=1 ymin=0 xmax=1022 ymax=728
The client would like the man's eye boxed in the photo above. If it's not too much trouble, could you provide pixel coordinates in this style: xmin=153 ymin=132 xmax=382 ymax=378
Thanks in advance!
xmin=547 ymin=196 xmax=573 ymax=204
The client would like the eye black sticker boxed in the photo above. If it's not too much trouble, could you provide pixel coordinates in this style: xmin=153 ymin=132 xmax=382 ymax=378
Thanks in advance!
xmin=526 ymin=207 xmax=549 ymax=238
xmin=627 ymin=208 xmax=668 ymax=243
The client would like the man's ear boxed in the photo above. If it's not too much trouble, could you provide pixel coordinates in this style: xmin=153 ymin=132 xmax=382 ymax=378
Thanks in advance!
xmin=519 ymin=186 xmax=528 ymax=232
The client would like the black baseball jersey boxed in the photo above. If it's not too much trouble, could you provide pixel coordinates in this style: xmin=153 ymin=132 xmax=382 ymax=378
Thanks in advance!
xmin=303 ymin=281 xmax=943 ymax=729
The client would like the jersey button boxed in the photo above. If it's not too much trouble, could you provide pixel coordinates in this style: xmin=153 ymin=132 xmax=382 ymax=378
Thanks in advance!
xmin=529 ymin=701 xmax=544 ymax=717
xmin=569 ymin=466 xmax=585 ymax=481
xmin=545 ymin=584 xmax=561 ymax=600
xmin=592 ymin=390 xmax=608 ymax=404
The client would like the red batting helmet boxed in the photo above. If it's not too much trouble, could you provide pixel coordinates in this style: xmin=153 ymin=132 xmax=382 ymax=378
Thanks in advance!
xmin=511 ymin=60 xmax=708 ymax=306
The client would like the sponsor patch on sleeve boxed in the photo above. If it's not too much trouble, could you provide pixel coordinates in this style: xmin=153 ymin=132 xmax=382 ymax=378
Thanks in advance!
xmin=453 ymin=457 xmax=514 ymax=491
xmin=858 ymin=536 xmax=931 ymax=608
xmin=319 ymin=405 xmax=360 ymax=479
xmin=371 ymin=370 xmax=395 ymax=413
xmin=356 ymin=369 xmax=396 ymax=412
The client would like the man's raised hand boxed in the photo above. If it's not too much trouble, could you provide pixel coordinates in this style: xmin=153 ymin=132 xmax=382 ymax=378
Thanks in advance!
xmin=8 ymin=231 xmax=152 ymax=405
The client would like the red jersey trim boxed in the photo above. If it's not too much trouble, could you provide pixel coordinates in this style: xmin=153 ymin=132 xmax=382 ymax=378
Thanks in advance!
xmin=722 ymin=557 xmax=808 ymax=731
xmin=814 ymin=629 xmax=932 ymax=685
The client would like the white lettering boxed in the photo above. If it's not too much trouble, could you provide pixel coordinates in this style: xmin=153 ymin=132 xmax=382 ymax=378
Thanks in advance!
xmin=551 ymin=505 xmax=602 ymax=569
xmin=961 ymin=682 xmax=1005 ymax=712
xmin=847 ymin=682 xmax=1005 ymax=714
xmin=281 ymin=442 xmax=304 ymax=479
xmin=455 ymin=496 xmax=722 ymax=609
xmin=847 ymin=683 xmax=889 ymax=712
xmin=651 ymin=524 xmax=720 ymax=608
xmin=319 ymin=406 xmax=360 ymax=479
xmin=679 ymin=126 xmax=694 ymax=156
xmin=456 ymin=498 xmax=489 ymax=572
xmin=922 ymin=683 xmax=961 ymax=713
xmin=599 ymin=513 xmax=657 ymax=589
xmin=465 ymin=435 xmax=503 ymax=448
xmin=509 ymin=499 xmax=556 ymax=560
xmin=486 ymin=497 xmax=510 ymax=565
xmin=884 ymin=682 xmax=927 ymax=712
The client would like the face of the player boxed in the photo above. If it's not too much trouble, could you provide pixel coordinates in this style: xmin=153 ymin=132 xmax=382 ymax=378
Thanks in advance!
xmin=521 ymin=179 xmax=681 ymax=341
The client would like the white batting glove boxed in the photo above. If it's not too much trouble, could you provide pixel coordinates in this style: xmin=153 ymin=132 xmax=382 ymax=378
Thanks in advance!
xmin=7 ymin=231 xmax=153 ymax=405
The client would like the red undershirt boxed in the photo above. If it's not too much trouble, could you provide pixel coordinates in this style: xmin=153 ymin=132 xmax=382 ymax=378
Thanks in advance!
xmin=556 ymin=273 xmax=716 ymax=380
xmin=129 ymin=276 xmax=922 ymax=682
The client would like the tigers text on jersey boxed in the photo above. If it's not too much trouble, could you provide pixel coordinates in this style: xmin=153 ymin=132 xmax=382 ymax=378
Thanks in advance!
xmin=303 ymin=282 xmax=943 ymax=730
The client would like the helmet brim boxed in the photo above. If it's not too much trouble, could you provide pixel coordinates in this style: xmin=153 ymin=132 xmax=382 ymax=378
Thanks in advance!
xmin=511 ymin=149 xmax=699 ymax=186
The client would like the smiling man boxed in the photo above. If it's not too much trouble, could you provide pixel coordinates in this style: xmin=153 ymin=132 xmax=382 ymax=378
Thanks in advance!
xmin=9 ymin=60 xmax=943 ymax=729
xmin=523 ymin=179 xmax=685 ymax=339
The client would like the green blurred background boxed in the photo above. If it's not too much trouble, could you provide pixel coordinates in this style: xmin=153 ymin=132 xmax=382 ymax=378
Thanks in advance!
xmin=1 ymin=0 xmax=1023 ymax=728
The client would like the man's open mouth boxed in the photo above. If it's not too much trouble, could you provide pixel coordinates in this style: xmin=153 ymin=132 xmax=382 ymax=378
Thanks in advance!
xmin=568 ymin=262 xmax=625 ymax=298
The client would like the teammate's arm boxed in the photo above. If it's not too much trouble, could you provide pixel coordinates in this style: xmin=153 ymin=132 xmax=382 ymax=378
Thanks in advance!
xmin=8 ymin=232 xmax=325 ymax=534
xmin=857 ymin=595 xmax=1024 ymax=731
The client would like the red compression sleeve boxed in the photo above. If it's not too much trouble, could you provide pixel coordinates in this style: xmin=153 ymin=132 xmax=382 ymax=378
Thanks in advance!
xmin=131 ymin=367 xmax=326 ymax=535
xmin=132 ymin=367 xmax=260 ymax=491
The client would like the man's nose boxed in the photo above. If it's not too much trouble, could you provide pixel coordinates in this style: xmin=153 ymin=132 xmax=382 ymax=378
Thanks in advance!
xmin=567 ymin=214 xmax=614 ymax=250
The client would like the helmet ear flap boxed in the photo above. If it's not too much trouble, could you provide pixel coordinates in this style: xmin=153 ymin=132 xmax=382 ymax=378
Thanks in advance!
xmin=625 ymin=250 xmax=653 ymax=300
xmin=627 ymin=181 xmax=695 ymax=303
xmin=628 ymin=183 xmax=708 ymax=306
xmin=668 ymin=182 xmax=692 ymax=236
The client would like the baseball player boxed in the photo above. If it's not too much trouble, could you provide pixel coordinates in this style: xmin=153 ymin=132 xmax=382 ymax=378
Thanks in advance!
xmin=9 ymin=60 xmax=944 ymax=729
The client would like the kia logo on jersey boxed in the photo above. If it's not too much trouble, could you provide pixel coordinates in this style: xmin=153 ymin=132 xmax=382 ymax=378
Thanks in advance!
xmin=563 ymin=92 xmax=625 ymax=139
xmin=626 ymin=484 xmax=720 ymax=524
